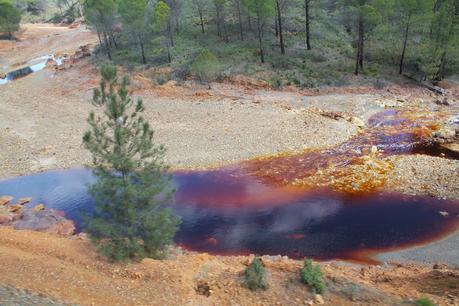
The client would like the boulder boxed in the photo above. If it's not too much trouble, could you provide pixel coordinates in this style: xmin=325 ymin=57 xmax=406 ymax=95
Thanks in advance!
xmin=351 ymin=117 xmax=366 ymax=128
xmin=16 ymin=197 xmax=32 ymax=205
xmin=32 ymin=204 xmax=45 ymax=212
xmin=0 ymin=196 xmax=13 ymax=206
xmin=314 ymin=294 xmax=325 ymax=305
xmin=8 ymin=205 xmax=22 ymax=213
xmin=13 ymin=209 xmax=76 ymax=236
xmin=0 ymin=206 xmax=17 ymax=225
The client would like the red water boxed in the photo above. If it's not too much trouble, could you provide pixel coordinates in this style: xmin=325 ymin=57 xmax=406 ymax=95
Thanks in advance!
xmin=1 ymin=108 xmax=458 ymax=263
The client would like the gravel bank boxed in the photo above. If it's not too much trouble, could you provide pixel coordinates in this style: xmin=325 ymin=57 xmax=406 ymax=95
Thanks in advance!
xmin=0 ymin=286 xmax=65 ymax=306
xmin=385 ymin=155 xmax=459 ymax=200
xmin=0 ymin=60 xmax=366 ymax=179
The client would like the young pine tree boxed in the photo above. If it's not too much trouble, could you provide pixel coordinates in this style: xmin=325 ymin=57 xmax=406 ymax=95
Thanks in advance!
xmin=83 ymin=65 xmax=180 ymax=262
xmin=245 ymin=256 xmax=269 ymax=291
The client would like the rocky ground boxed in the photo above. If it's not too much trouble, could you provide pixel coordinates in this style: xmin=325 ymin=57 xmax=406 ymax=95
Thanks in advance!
xmin=0 ymin=226 xmax=458 ymax=306
xmin=1 ymin=23 xmax=459 ymax=305
xmin=0 ymin=286 xmax=65 ymax=306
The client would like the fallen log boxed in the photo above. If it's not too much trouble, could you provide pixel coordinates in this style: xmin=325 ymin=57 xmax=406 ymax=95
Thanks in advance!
xmin=402 ymin=73 xmax=445 ymax=95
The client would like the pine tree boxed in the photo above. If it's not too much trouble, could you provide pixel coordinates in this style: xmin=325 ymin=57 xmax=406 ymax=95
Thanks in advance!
xmin=82 ymin=65 xmax=180 ymax=262
xmin=242 ymin=0 xmax=275 ymax=63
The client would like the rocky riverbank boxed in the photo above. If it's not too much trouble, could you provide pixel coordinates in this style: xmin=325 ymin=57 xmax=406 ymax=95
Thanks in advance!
xmin=0 ymin=196 xmax=75 ymax=236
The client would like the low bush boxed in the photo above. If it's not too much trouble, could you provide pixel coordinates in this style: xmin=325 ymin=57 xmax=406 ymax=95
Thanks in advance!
xmin=191 ymin=49 xmax=219 ymax=86
xmin=415 ymin=298 xmax=436 ymax=306
xmin=245 ymin=256 xmax=268 ymax=291
xmin=300 ymin=259 xmax=326 ymax=294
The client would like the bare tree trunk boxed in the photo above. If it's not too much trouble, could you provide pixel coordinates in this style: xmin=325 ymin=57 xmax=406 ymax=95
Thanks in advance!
xmin=97 ymin=31 xmax=102 ymax=45
xmin=103 ymin=32 xmax=112 ymax=60
xmin=167 ymin=44 xmax=171 ymax=63
xmin=216 ymin=7 xmax=222 ymax=37
xmin=257 ymin=12 xmax=264 ymax=63
xmin=354 ymin=19 xmax=363 ymax=75
xmin=236 ymin=0 xmax=243 ymax=40
xmin=140 ymin=39 xmax=146 ymax=64
xmin=305 ymin=0 xmax=311 ymax=50
xmin=222 ymin=14 xmax=229 ymax=42
xmin=274 ymin=13 xmax=279 ymax=37
xmin=399 ymin=16 xmax=410 ymax=75
xmin=168 ymin=20 xmax=174 ymax=46
xmin=276 ymin=0 xmax=285 ymax=54
xmin=199 ymin=10 xmax=205 ymax=33
xmin=175 ymin=17 xmax=180 ymax=34
xmin=110 ymin=31 xmax=118 ymax=49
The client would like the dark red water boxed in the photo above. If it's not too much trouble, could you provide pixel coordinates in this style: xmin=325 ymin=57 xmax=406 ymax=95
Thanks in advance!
xmin=0 ymin=108 xmax=458 ymax=263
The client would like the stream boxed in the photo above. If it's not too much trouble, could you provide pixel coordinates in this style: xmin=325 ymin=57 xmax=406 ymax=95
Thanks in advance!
xmin=0 ymin=55 xmax=64 ymax=85
xmin=0 ymin=109 xmax=458 ymax=263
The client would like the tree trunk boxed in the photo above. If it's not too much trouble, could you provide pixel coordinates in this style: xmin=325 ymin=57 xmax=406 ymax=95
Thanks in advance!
xmin=305 ymin=0 xmax=311 ymax=50
xmin=399 ymin=17 xmax=410 ymax=75
xmin=167 ymin=44 xmax=171 ymax=63
xmin=222 ymin=16 xmax=229 ymax=42
xmin=276 ymin=0 xmax=285 ymax=54
xmin=236 ymin=0 xmax=244 ymax=40
xmin=354 ymin=19 xmax=363 ymax=75
xmin=97 ymin=31 xmax=102 ymax=45
xmin=435 ymin=50 xmax=447 ymax=81
xmin=140 ymin=41 xmax=146 ymax=64
xmin=175 ymin=16 xmax=180 ymax=34
xmin=103 ymin=32 xmax=112 ymax=60
xmin=199 ymin=10 xmax=205 ymax=33
xmin=216 ymin=8 xmax=221 ymax=37
xmin=275 ymin=14 xmax=279 ymax=37
xmin=168 ymin=20 xmax=174 ymax=46
xmin=257 ymin=12 xmax=264 ymax=63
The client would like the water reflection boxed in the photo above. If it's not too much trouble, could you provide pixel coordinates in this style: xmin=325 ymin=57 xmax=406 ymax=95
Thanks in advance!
xmin=1 ymin=168 xmax=459 ymax=262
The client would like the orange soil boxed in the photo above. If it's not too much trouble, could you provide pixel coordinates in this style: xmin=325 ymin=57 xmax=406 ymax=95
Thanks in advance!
xmin=0 ymin=227 xmax=457 ymax=306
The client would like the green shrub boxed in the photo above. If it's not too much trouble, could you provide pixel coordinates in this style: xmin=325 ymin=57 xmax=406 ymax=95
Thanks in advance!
xmin=192 ymin=49 xmax=219 ymax=87
xmin=415 ymin=298 xmax=436 ymax=306
xmin=245 ymin=256 xmax=268 ymax=291
xmin=300 ymin=259 xmax=326 ymax=294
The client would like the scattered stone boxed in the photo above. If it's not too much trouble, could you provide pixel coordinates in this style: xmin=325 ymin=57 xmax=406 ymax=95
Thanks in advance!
xmin=0 ymin=206 xmax=17 ymax=225
xmin=351 ymin=117 xmax=366 ymax=128
xmin=314 ymin=294 xmax=325 ymax=305
xmin=8 ymin=205 xmax=22 ymax=213
xmin=434 ymin=97 xmax=451 ymax=106
xmin=371 ymin=146 xmax=379 ymax=155
xmin=439 ymin=211 xmax=449 ymax=217
xmin=0 ymin=196 xmax=14 ymax=206
xmin=433 ymin=263 xmax=448 ymax=270
xmin=195 ymin=280 xmax=212 ymax=297
xmin=32 ymin=204 xmax=45 ymax=212
xmin=16 ymin=197 xmax=32 ymax=205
